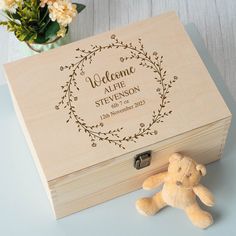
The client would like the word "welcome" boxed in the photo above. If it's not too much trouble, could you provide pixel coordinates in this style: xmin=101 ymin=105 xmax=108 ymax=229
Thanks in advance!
xmin=85 ymin=66 xmax=136 ymax=89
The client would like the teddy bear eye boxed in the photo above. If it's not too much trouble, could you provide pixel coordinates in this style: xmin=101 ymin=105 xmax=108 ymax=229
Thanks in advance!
xmin=178 ymin=167 xmax=182 ymax=172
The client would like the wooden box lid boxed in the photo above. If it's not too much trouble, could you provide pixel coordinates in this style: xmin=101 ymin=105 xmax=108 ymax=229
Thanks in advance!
xmin=4 ymin=12 xmax=231 ymax=182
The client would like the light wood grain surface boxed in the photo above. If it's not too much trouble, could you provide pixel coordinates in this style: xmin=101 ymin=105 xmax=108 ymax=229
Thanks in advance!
xmin=0 ymin=0 xmax=235 ymax=102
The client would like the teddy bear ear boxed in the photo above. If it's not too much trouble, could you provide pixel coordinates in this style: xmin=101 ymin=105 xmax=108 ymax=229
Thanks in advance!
xmin=169 ymin=153 xmax=183 ymax=163
xmin=196 ymin=164 xmax=206 ymax=176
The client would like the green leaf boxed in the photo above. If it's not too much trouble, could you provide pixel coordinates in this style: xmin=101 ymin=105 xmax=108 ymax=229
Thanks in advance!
xmin=74 ymin=3 xmax=86 ymax=13
xmin=24 ymin=33 xmax=37 ymax=42
xmin=34 ymin=34 xmax=48 ymax=44
xmin=44 ymin=21 xmax=60 ymax=39
xmin=0 ymin=21 xmax=8 ymax=26
xmin=11 ymin=12 xmax=22 ymax=21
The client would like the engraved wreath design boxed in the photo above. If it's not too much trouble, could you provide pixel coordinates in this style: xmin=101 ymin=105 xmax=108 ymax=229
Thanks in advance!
xmin=55 ymin=35 xmax=179 ymax=149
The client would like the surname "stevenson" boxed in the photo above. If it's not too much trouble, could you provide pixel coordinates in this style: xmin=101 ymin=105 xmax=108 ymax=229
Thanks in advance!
xmin=95 ymin=86 xmax=140 ymax=107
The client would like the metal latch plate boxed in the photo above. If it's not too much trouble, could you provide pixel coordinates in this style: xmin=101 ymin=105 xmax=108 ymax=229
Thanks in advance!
xmin=134 ymin=150 xmax=152 ymax=170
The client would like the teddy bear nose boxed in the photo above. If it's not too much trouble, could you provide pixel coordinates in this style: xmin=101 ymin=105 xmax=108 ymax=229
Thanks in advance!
xmin=176 ymin=181 xmax=182 ymax=186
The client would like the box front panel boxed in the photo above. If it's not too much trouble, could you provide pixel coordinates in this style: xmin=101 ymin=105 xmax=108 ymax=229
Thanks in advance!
xmin=50 ymin=117 xmax=231 ymax=218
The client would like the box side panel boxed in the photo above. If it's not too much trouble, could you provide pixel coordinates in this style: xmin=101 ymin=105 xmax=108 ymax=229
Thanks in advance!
xmin=5 ymin=80 xmax=55 ymax=216
xmin=50 ymin=117 xmax=231 ymax=218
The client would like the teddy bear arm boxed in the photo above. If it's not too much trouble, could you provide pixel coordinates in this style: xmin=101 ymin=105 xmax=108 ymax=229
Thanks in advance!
xmin=142 ymin=171 xmax=168 ymax=190
xmin=193 ymin=184 xmax=215 ymax=207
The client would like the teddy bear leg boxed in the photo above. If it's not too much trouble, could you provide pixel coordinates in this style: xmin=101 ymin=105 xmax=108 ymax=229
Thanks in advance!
xmin=185 ymin=202 xmax=213 ymax=229
xmin=136 ymin=192 xmax=167 ymax=216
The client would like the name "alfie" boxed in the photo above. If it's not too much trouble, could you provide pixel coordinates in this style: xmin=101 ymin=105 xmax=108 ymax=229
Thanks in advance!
xmin=85 ymin=66 xmax=136 ymax=89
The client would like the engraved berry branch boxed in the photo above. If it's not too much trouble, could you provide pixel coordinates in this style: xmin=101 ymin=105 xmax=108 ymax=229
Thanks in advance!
xmin=55 ymin=34 xmax=179 ymax=149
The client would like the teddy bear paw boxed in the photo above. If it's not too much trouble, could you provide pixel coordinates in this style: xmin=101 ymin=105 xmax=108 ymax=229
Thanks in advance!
xmin=191 ymin=211 xmax=213 ymax=229
xmin=136 ymin=197 xmax=159 ymax=216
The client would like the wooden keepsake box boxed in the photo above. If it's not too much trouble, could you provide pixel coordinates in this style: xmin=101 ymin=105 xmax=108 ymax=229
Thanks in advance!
xmin=4 ymin=12 xmax=231 ymax=219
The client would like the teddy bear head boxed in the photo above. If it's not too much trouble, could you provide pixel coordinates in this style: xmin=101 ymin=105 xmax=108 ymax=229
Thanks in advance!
xmin=166 ymin=153 xmax=206 ymax=188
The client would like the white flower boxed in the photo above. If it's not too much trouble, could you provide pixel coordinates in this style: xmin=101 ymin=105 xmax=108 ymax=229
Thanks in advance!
xmin=48 ymin=0 xmax=77 ymax=27
xmin=0 ymin=0 xmax=20 ymax=13
xmin=57 ymin=25 xmax=66 ymax=37
xmin=39 ymin=0 xmax=56 ymax=8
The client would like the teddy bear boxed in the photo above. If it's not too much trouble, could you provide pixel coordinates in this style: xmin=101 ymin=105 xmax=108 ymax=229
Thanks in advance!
xmin=136 ymin=153 xmax=215 ymax=229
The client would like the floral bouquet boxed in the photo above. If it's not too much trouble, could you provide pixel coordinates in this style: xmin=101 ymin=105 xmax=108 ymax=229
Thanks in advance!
xmin=0 ymin=0 xmax=85 ymax=52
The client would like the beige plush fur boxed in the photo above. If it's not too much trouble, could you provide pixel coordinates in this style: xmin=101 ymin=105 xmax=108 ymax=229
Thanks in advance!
xmin=136 ymin=153 xmax=215 ymax=229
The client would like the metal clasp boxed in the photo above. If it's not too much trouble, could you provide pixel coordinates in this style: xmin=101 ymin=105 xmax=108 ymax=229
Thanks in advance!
xmin=134 ymin=150 xmax=152 ymax=170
